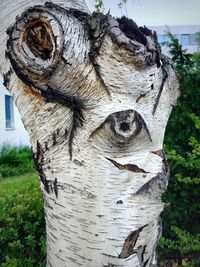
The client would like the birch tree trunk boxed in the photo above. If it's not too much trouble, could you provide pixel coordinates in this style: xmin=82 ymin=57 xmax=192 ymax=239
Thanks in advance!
xmin=0 ymin=1 xmax=180 ymax=266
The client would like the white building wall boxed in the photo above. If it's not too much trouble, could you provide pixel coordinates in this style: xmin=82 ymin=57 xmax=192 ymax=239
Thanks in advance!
xmin=0 ymin=76 xmax=30 ymax=147
xmin=149 ymin=24 xmax=200 ymax=54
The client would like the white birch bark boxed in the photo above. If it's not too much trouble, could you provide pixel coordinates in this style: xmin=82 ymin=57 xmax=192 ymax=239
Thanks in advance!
xmin=0 ymin=1 xmax=180 ymax=266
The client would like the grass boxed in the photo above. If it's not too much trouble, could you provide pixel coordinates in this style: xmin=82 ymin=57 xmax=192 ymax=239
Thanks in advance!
xmin=0 ymin=172 xmax=37 ymax=184
xmin=0 ymin=172 xmax=46 ymax=267
xmin=0 ymin=145 xmax=35 ymax=178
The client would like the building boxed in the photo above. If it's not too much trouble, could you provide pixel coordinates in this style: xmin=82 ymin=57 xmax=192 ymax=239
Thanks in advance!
xmin=149 ymin=24 xmax=200 ymax=55
xmin=0 ymin=75 xmax=30 ymax=147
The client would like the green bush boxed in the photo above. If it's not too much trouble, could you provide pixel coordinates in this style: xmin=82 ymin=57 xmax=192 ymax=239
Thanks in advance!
xmin=158 ymin=33 xmax=200 ymax=266
xmin=0 ymin=146 xmax=35 ymax=178
xmin=0 ymin=174 xmax=46 ymax=267
xmin=159 ymin=227 xmax=200 ymax=266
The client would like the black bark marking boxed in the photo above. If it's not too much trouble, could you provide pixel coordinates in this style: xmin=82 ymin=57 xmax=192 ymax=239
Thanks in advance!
xmin=143 ymin=256 xmax=152 ymax=267
xmin=97 ymin=214 xmax=104 ymax=218
xmin=119 ymin=225 xmax=147 ymax=259
xmin=87 ymin=13 xmax=111 ymax=97
xmin=152 ymin=57 xmax=168 ymax=115
xmin=47 ymin=259 xmax=54 ymax=267
xmin=61 ymin=55 xmax=72 ymax=66
xmin=162 ymin=152 xmax=170 ymax=176
xmin=136 ymin=83 xmax=154 ymax=103
xmin=141 ymin=245 xmax=147 ymax=264
xmin=53 ymin=178 xmax=58 ymax=198
xmin=55 ymin=253 xmax=65 ymax=262
xmin=137 ymin=245 xmax=148 ymax=266
xmin=33 ymin=141 xmax=50 ymax=193
xmin=136 ymin=94 xmax=146 ymax=103
xmin=45 ymin=141 xmax=49 ymax=151
xmin=73 ymin=159 xmax=85 ymax=166
xmin=52 ymin=132 xmax=57 ymax=146
xmin=116 ymin=200 xmax=123 ymax=204
xmin=51 ymin=128 xmax=60 ymax=146
xmin=91 ymin=61 xmax=111 ymax=97
xmin=102 ymin=264 xmax=118 ymax=267
xmin=106 ymin=157 xmax=148 ymax=174
xmin=3 ymin=68 xmax=13 ymax=88
xmin=64 ymin=128 xmax=69 ymax=139
xmin=40 ymin=87 xmax=85 ymax=159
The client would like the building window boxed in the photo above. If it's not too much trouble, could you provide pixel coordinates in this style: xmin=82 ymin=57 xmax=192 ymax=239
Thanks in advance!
xmin=181 ymin=34 xmax=190 ymax=46
xmin=5 ymin=95 xmax=14 ymax=129
xmin=157 ymin=34 xmax=170 ymax=44
xmin=189 ymin=34 xmax=197 ymax=46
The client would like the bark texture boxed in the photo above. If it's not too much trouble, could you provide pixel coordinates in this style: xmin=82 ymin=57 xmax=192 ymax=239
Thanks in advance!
xmin=0 ymin=1 xmax=180 ymax=266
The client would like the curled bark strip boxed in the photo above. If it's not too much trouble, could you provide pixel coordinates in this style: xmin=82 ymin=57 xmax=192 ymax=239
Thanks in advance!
xmin=119 ymin=225 xmax=147 ymax=259
xmin=151 ymin=149 xmax=164 ymax=158
xmin=106 ymin=157 xmax=148 ymax=173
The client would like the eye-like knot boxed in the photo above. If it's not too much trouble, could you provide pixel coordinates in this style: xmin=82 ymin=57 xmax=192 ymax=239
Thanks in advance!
xmin=6 ymin=6 xmax=64 ymax=78
xmin=25 ymin=19 xmax=54 ymax=61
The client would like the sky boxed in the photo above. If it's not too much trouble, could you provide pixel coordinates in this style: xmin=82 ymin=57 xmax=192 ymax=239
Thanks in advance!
xmin=86 ymin=0 xmax=200 ymax=26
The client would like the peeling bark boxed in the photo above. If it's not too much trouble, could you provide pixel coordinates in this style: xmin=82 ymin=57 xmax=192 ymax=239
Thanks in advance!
xmin=0 ymin=1 xmax=180 ymax=266
xmin=119 ymin=225 xmax=147 ymax=259
xmin=106 ymin=157 xmax=148 ymax=173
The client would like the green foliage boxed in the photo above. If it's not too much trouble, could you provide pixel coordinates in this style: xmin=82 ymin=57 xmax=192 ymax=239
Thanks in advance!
xmin=94 ymin=0 xmax=104 ymax=11
xmin=94 ymin=0 xmax=127 ymax=11
xmin=159 ymin=227 xmax=200 ymax=266
xmin=0 ymin=146 xmax=35 ymax=178
xmin=0 ymin=174 xmax=46 ymax=267
xmin=158 ymin=33 xmax=200 ymax=265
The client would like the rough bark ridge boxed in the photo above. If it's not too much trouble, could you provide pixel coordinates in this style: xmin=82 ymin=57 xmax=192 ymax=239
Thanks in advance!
xmin=0 ymin=1 xmax=180 ymax=266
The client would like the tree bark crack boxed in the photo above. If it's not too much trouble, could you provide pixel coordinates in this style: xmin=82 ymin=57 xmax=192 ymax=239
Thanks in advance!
xmin=106 ymin=157 xmax=148 ymax=173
